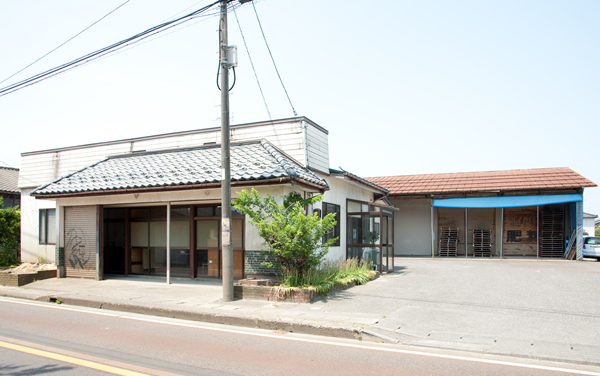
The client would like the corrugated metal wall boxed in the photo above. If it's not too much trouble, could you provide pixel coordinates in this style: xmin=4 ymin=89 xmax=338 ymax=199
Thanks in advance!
xmin=65 ymin=206 xmax=97 ymax=278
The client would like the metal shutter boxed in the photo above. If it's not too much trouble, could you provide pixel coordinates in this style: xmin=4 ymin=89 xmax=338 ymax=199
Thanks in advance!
xmin=65 ymin=206 xmax=97 ymax=278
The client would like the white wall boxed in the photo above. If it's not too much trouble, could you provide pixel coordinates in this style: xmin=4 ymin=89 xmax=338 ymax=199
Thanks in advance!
xmin=315 ymin=174 xmax=377 ymax=263
xmin=583 ymin=217 xmax=597 ymax=237
xmin=305 ymin=121 xmax=329 ymax=173
xmin=389 ymin=198 xmax=433 ymax=256
xmin=20 ymin=188 xmax=57 ymax=263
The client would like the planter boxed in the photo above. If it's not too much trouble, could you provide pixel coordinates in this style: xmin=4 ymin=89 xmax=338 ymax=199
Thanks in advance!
xmin=234 ymin=276 xmax=376 ymax=303
xmin=234 ymin=284 xmax=317 ymax=303
xmin=0 ymin=269 xmax=57 ymax=287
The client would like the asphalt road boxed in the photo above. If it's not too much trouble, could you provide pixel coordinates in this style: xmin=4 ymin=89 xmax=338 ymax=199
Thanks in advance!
xmin=0 ymin=297 xmax=597 ymax=376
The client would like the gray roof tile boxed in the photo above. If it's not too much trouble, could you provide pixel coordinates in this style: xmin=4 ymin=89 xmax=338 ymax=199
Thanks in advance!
xmin=0 ymin=167 xmax=19 ymax=194
xmin=32 ymin=140 xmax=327 ymax=196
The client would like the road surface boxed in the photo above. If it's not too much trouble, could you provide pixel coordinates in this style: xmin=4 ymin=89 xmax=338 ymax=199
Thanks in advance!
xmin=0 ymin=297 xmax=597 ymax=376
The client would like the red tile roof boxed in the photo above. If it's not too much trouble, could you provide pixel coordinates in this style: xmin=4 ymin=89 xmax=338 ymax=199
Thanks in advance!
xmin=367 ymin=168 xmax=597 ymax=196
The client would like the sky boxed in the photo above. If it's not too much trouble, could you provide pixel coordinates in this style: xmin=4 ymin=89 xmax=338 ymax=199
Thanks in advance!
xmin=0 ymin=0 xmax=599 ymax=214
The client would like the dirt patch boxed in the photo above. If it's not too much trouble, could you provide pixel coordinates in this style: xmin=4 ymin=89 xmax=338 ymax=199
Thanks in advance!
xmin=2 ymin=262 xmax=57 ymax=275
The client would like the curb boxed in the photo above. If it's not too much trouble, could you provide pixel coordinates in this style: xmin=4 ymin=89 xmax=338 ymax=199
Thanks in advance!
xmin=0 ymin=291 xmax=361 ymax=341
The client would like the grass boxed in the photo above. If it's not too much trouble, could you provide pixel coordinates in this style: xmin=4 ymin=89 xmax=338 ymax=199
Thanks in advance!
xmin=278 ymin=258 xmax=377 ymax=295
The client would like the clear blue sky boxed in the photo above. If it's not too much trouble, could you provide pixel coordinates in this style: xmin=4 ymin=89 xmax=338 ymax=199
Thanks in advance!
xmin=1 ymin=0 xmax=598 ymax=214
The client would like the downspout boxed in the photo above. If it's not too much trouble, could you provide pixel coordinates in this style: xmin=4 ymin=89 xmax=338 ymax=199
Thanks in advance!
xmin=301 ymin=119 xmax=309 ymax=169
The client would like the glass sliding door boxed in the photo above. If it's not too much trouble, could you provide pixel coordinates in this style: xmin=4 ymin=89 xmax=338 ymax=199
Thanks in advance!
xmin=129 ymin=206 xmax=191 ymax=277
xmin=346 ymin=199 xmax=396 ymax=273
xmin=196 ymin=219 xmax=220 ymax=278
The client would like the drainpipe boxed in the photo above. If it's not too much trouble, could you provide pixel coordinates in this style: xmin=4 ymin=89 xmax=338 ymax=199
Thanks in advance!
xmin=301 ymin=119 xmax=309 ymax=168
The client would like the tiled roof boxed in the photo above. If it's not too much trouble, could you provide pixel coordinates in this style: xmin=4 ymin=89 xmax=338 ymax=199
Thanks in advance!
xmin=32 ymin=140 xmax=327 ymax=196
xmin=367 ymin=168 xmax=597 ymax=196
xmin=0 ymin=167 xmax=19 ymax=194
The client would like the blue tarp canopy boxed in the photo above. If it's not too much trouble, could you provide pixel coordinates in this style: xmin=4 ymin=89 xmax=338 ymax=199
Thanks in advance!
xmin=432 ymin=194 xmax=582 ymax=208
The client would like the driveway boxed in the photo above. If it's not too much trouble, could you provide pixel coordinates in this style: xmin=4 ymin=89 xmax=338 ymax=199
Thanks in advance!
xmin=318 ymin=258 xmax=600 ymax=365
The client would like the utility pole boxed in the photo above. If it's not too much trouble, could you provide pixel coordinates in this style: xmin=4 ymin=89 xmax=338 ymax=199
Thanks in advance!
xmin=219 ymin=0 xmax=234 ymax=302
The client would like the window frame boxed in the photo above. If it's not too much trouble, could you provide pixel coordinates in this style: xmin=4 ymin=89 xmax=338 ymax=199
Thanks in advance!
xmin=39 ymin=208 xmax=56 ymax=245
xmin=322 ymin=202 xmax=341 ymax=247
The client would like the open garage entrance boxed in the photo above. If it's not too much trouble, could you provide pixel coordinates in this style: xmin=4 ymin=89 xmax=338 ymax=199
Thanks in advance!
xmin=431 ymin=194 xmax=584 ymax=259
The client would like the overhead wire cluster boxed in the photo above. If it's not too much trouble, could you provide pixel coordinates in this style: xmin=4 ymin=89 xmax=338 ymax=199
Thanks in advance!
xmin=0 ymin=0 xmax=299 ymax=119
xmin=0 ymin=0 xmax=240 ymax=97
xmin=0 ymin=0 xmax=133 ymax=86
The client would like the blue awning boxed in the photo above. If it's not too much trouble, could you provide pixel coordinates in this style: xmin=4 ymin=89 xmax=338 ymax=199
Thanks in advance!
xmin=432 ymin=194 xmax=582 ymax=208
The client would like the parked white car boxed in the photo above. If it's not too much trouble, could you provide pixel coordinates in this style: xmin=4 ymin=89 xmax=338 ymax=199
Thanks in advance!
xmin=583 ymin=237 xmax=600 ymax=260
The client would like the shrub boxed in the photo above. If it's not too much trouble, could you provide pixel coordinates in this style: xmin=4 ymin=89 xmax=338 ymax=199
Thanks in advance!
xmin=233 ymin=189 xmax=337 ymax=279
xmin=0 ymin=198 xmax=20 ymax=267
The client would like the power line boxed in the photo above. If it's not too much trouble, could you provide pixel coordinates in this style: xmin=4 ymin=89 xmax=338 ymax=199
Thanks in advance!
xmin=0 ymin=0 xmax=133 ymax=86
xmin=232 ymin=5 xmax=271 ymax=120
xmin=251 ymin=1 xmax=297 ymax=117
xmin=0 ymin=0 xmax=228 ymax=97
xmin=0 ymin=159 xmax=16 ymax=168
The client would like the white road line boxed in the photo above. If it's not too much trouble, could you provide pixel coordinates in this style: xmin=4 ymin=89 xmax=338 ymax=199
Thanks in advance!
xmin=1 ymin=297 xmax=598 ymax=376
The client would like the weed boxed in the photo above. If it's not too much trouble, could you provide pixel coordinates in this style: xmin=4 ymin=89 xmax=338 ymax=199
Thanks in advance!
xmin=278 ymin=258 xmax=376 ymax=295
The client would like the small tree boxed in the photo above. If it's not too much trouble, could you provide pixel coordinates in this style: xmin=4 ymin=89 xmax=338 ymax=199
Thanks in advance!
xmin=233 ymin=189 xmax=338 ymax=279
xmin=0 ymin=198 xmax=21 ymax=266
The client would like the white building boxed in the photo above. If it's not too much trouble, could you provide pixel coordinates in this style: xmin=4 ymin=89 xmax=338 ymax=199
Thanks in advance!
xmin=584 ymin=212 xmax=598 ymax=237
xmin=18 ymin=117 xmax=393 ymax=279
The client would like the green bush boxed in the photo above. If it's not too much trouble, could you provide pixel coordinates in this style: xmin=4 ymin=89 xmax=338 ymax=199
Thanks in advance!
xmin=596 ymin=228 xmax=600 ymax=237
xmin=279 ymin=258 xmax=377 ymax=295
xmin=233 ymin=189 xmax=337 ymax=279
xmin=0 ymin=198 xmax=20 ymax=267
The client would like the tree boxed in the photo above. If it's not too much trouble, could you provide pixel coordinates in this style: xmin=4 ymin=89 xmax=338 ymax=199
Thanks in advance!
xmin=233 ymin=189 xmax=338 ymax=278
xmin=0 ymin=198 xmax=21 ymax=266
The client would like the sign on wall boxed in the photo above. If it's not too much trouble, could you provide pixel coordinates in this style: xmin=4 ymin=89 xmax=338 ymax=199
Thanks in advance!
xmin=503 ymin=207 xmax=537 ymax=244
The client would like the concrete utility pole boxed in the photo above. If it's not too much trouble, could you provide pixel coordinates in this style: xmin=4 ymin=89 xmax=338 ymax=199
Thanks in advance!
xmin=220 ymin=0 xmax=234 ymax=302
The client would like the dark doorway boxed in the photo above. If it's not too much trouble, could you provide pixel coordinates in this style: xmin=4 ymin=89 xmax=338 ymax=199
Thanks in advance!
xmin=103 ymin=208 xmax=125 ymax=274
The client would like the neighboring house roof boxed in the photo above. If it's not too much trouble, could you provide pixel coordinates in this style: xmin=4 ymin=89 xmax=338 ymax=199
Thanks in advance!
xmin=584 ymin=212 xmax=598 ymax=219
xmin=0 ymin=166 xmax=19 ymax=194
xmin=329 ymin=168 xmax=389 ymax=194
xmin=32 ymin=140 xmax=328 ymax=197
xmin=367 ymin=168 xmax=597 ymax=196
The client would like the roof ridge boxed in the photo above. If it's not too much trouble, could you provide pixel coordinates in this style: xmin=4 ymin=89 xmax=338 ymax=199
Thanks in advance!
xmin=260 ymin=140 xmax=298 ymax=178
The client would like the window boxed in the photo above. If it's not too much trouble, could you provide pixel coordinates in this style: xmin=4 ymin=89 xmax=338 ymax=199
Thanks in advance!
xmin=39 ymin=209 xmax=56 ymax=245
xmin=322 ymin=203 xmax=341 ymax=246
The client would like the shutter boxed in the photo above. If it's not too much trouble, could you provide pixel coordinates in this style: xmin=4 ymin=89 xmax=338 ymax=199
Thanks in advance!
xmin=65 ymin=206 xmax=97 ymax=278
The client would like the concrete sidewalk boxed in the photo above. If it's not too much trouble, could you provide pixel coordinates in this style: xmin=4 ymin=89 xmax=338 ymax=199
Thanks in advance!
xmin=1 ymin=258 xmax=599 ymax=367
